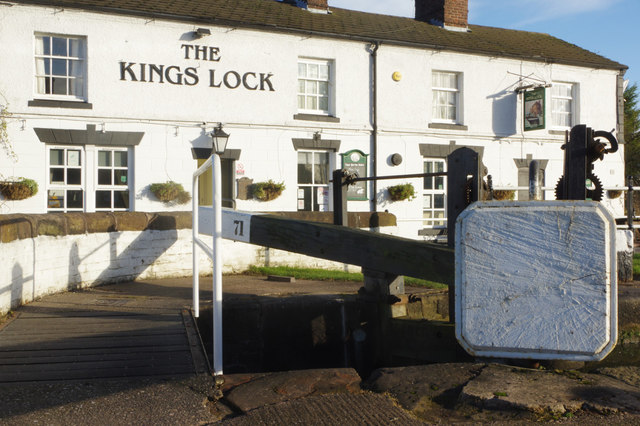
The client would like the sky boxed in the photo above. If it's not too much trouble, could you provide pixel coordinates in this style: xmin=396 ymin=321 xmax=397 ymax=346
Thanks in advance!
xmin=328 ymin=0 xmax=639 ymax=88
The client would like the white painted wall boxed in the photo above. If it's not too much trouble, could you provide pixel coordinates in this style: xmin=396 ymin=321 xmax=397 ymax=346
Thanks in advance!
xmin=0 ymin=228 xmax=365 ymax=316
xmin=0 ymin=3 xmax=626 ymax=241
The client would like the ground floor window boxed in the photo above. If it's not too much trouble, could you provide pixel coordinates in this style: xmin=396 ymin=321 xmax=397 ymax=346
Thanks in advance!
xmin=423 ymin=158 xmax=446 ymax=227
xmin=48 ymin=147 xmax=84 ymax=211
xmin=96 ymin=148 xmax=130 ymax=210
xmin=47 ymin=146 xmax=132 ymax=212
xmin=297 ymin=150 xmax=330 ymax=211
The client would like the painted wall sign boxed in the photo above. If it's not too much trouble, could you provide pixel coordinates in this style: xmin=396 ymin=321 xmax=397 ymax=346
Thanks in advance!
xmin=341 ymin=150 xmax=368 ymax=201
xmin=523 ymin=87 xmax=545 ymax=131
xmin=198 ymin=206 xmax=260 ymax=243
xmin=119 ymin=44 xmax=275 ymax=91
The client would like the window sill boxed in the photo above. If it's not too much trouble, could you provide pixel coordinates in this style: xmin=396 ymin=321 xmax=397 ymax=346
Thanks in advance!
xmin=29 ymin=99 xmax=93 ymax=109
xmin=548 ymin=129 xmax=570 ymax=136
xmin=418 ymin=228 xmax=448 ymax=237
xmin=293 ymin=113 xmax=340 ymax=123
xmin=428 ymin=122 xmax=468 ymax=131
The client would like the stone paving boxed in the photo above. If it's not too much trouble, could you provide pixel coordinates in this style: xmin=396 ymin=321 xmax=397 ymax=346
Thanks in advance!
xmin=3 ymin=276 xmax=640 ymax=424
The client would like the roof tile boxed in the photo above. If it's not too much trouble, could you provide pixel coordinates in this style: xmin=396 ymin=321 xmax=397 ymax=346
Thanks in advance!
xmin=10 ymin=0 xmax=626 ymax=70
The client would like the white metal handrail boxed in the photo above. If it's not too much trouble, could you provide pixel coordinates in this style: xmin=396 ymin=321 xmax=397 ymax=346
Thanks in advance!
xmin=192 ymin=154 xmax=224 ymax=376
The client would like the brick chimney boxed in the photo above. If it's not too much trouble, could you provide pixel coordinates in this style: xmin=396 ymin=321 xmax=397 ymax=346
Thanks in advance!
xmin=281 ymin=0 xmax=329 ymax=13
xmin=306 ymin=0 xmax=328 ymax=12
xmin=416 ymin=0 xmax=468 ymax=30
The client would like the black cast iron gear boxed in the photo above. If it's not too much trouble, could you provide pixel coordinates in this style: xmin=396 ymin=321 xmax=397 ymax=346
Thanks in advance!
xmin=554 ymin=172 xmax=604 ymax=201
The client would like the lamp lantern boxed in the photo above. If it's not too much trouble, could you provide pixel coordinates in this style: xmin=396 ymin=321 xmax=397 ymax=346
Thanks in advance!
xmin=210 ymin=124 xmax=229 ymax=155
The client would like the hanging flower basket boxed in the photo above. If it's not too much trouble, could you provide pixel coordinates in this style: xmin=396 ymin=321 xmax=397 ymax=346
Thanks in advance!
xmin=149 ymin=181 xmax=191 ymax=204
xmin=251 ymin=180 xmax=285 ymax=201
xmin=0 ymin=178 xmax=38 ymax=200
xmin=387 ymin=183 xmax=415 ymax=201
xmin=607 ymin=190 xmax=623 ymax=199
xmin=492 ymin=190 xmax=515 ymax=201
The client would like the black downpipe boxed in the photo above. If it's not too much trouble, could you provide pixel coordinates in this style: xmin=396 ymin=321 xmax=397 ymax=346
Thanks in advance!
xmin=370 ymin=41 xmax=380 ymax=212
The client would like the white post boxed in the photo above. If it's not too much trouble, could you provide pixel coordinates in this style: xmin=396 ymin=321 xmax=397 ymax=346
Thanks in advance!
xmin=212 ymin=153 xmax=224 ymax=376
xmin=192 ymin=172 xmax=200 ymax=318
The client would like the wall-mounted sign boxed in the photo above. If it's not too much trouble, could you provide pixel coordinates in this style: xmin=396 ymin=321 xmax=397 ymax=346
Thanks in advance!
xmin=119 ymin=44 xmax=275 ymax=91
xmin=523 ymin=87 xmax=545 ymax=131
xmin=341 ymin=149 xmax=368 ymax=201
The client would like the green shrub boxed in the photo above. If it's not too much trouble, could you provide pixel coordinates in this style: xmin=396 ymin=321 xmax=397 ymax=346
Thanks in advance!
xmin=252 ymin=180 xmax=285 ymax=201
xmin=387 ymin=183 xmax=415 ymax=201
xmin=0 ymin=177 xmax=38 ymax=200
xmin=149 ymin=181 xmax=191 ymax=204
xmin=493 ymin=190 xmax=515 ymax=201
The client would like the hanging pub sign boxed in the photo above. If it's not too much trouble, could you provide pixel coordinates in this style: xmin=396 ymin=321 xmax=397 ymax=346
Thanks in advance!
xmin=341 ymin=150 xmax=368 ymax=201
xmin=523 ymin=87 xmax=545 ymax=131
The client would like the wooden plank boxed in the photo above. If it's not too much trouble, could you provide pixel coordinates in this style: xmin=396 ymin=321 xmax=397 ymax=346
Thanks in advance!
xmin=0 ymin=344 xmax=186 ymax=356
xmin=249 ymin=214 xmax=455 ymax=284
xmin=0 ymin=353 xmax=192 ymax=373
xmin=199 ymin=207 xmax=454 ymax=282
xmin=0 ymin=365 xmax=195 ymax=383
xmin=1 ymin=321 xmax=184 ymax=333
xmin=1 ymin=322 xmax=183 ymax=334
xmin=0 ymin=346 xmax=190 ymax=363
xmin=0 ymin=334 xmax=189 ymax=351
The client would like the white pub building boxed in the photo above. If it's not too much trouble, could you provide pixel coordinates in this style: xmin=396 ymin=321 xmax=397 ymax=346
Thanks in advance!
xmin=0 ymin=0 xmax=628 ymax=240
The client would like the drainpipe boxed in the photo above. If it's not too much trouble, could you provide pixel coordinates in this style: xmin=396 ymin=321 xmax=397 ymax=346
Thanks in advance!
xmin=369 ymin=41 xmax=380 ymax=212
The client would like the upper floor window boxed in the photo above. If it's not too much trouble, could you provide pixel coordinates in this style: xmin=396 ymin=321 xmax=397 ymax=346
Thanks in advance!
xmin=432 ymin=71 xmax=460 ymax=123
xmin=551 ymin=82 xmax=575 ymax=129
xmin=35 ymin=34 xmax=86 ymax=99
xmin=298 ymin=59 xmax=331 ymax=115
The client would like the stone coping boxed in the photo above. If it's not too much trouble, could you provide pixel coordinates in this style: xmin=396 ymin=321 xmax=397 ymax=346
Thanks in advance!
xmin=0 ymin=211 xmax=396 ymax=243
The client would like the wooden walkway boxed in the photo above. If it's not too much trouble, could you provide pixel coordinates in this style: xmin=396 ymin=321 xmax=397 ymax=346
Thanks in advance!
xmin=0 ymin=279 xmax=209 ymax=383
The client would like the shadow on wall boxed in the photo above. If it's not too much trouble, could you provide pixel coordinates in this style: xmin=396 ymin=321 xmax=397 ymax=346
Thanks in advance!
xmin=68 ymin=218 xmax=180 ymax=288
xmin=8 ymin=262 xmax=34 ymax=311
xmin=1 ymin=213 xmax=187 ymax=313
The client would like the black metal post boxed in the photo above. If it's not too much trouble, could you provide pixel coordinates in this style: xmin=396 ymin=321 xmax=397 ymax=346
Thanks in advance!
xmin=447 ymin=147 xmax=481 ymax=248
xmin=562 ymin=125 xmax=589 ymax=200
xmin=332 ymin=169 xmax=349 ymax=226
xmin=446 ymin=147 xmax=482 ymax=324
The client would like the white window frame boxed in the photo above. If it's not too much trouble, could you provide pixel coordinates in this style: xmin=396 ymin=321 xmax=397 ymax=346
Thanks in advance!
xmin=34 ymin=33 xmax=87 ymax=101
xmin=297 ymin=58 xmax=332 ymax=115
xmin=423 ymin=158 xmax=447 ymax=228
xmin=432 ymin=71 xmax=461 ymax=124
xmin=297 ymin=150 xmax=332 ymax=212
xmin=551 ymin=82 xmax=576 ymax=130
xmin=95 ymin=148 xmax=131 ymax=211
xmin=47 ymin=146 xmax=85 ymax=212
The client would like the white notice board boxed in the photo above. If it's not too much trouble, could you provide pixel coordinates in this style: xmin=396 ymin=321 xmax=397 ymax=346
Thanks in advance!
xmin=455 ymin=201 xmax=617 ymax=361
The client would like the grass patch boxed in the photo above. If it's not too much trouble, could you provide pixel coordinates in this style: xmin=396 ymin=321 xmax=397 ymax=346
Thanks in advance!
xmin=634 ymin=253 xmax=640 ymax=279
xmin=245 ymin=265 xmax=448 ymax=289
